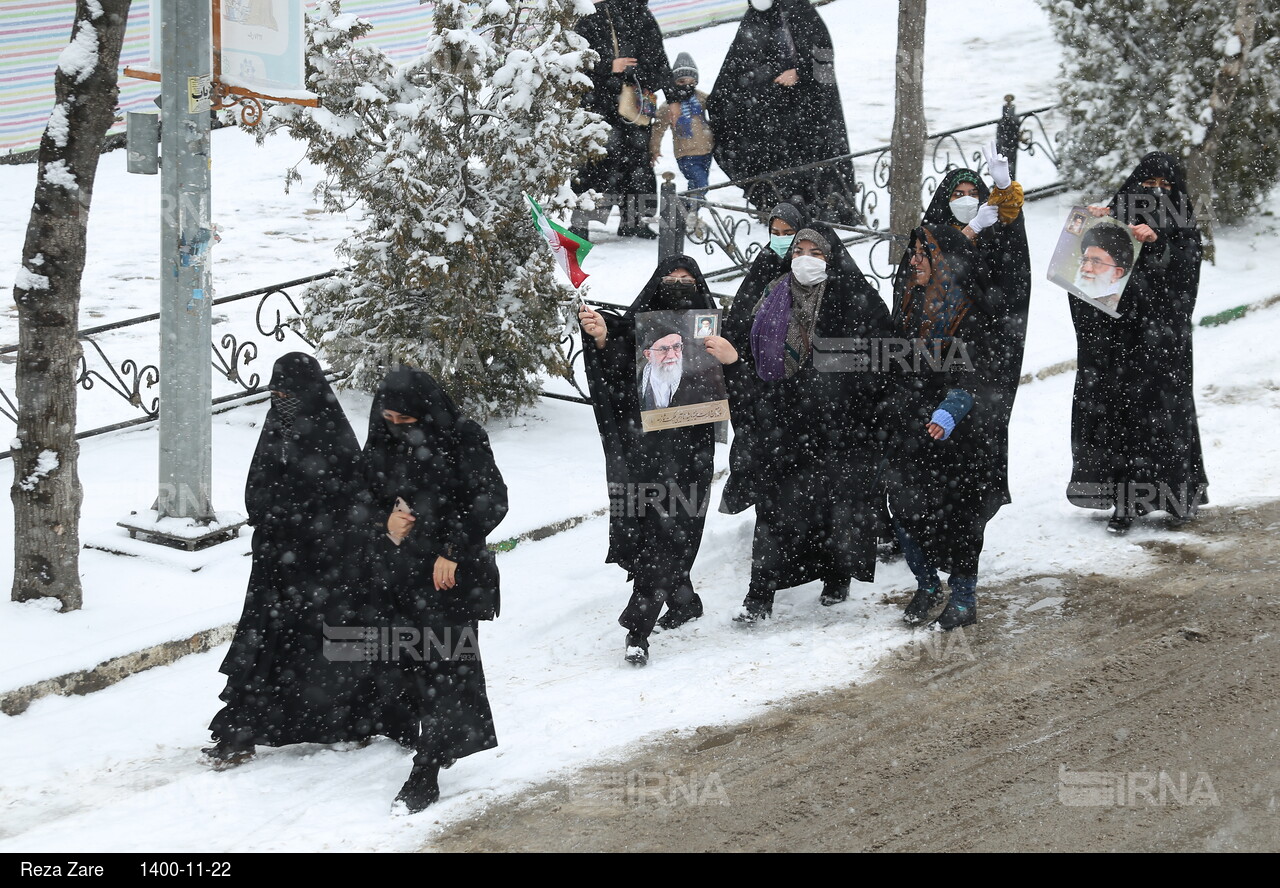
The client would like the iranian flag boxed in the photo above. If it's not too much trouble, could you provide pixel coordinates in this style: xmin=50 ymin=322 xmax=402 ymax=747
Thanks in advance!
xmin=525 ymin=193 xmax=592 ymax=288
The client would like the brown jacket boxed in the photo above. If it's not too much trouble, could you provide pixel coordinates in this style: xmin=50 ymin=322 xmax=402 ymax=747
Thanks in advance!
xmin=649 ymin=90 xmax=714 ymax=160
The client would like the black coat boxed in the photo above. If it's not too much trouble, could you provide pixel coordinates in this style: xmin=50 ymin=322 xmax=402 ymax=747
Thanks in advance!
xmin=209 ymin=353 xmax=371 ymax=748
xmin=573 ymin=0 xmax=671 ymax=199
xmin=720 ymin=222 xmax=890 ymax=588
xmin=922 ymin=169 xmax=1031 ymax=506
xmin=582 ymin=256 xmax=717 ymax=588
xmin=885 ymin=224 xmax=1002 ymax=576
xmin=708 ymin=1 xmax=852 ymax=215
xmin=357 ymin=368 xmax=507 ymax=759
xmin=1067 ymin=152 xmax=1208 ymax=514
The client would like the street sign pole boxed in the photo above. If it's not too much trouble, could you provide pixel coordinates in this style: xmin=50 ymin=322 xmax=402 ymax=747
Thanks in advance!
xmin=155 ymin=0 xmax=214 ymax=522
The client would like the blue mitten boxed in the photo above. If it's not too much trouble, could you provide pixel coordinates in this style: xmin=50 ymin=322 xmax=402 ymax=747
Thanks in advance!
xmin=930 ymin=409 xmax=956 ymax=440
xmin=930 ymin=389 xmax=974 ymax=440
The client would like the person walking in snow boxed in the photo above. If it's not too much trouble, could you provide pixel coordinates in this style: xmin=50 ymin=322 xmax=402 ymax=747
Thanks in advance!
xmin=205 ymin=353 xmax=369 ymax=768
xmin=649 ymin=53 xmax=715 ymax=196
xmin=357 ymin=367 xmax=508 ymax=813
xmin=578 ymin=256 xmax=731 ymax=665
xmin=719 ymin=223 xmax=890 ymax=623
xmin=919 ymin=141 xmax=1031 ymax=520
xmin=1066 ymin=152 xmax=1208 ymax=534
xmin=571 ymin=0 xmax=672 ymax=240
xmin=885 ymin=225 xmax=1002 ymax=631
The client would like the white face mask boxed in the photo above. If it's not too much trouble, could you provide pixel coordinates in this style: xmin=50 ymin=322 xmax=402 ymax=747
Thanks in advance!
xmin=949 ymin=195 xmax=980 ymax=225
xmin=749 ymin=0 xmax=774 ymax=10
xmin=791 ymin=255 xmax=828 ymax=286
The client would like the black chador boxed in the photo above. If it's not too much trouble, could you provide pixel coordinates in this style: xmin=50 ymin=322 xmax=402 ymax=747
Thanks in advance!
xmin=922 ymin=168 xmax=1031 ymax=507
xmin=206 ymin=353 xmax=366 ymax=765
xmin=1067 ymin=151 xmax=1208 ymax=530
xmin=581 ymin=255 xmax=717 ymax=662
xmin=573 ymin=0 xmax=672 ymax=237
xmin=885 ymin=224 xmax=1002 ymax=629
xmin=720 ymin=222 xmax=890 ymax=621
xmin=708 ymin=0 xmax=853 ymax=218
xmin=359 ymin=367 xmax=508 ymax=812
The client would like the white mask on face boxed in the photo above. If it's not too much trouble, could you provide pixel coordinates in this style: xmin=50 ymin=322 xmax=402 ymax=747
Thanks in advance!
xmin=949 ymin=195 xmax=980 ymax=225
xmin=749 ymin=0 xmax=774 ymax=10
xmin=791 ymin=255 xmax=828 ymax=286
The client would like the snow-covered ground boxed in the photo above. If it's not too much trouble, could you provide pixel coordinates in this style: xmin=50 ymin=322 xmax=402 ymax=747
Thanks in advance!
xmin=2 ymin=0 xmax=1279 ymax=852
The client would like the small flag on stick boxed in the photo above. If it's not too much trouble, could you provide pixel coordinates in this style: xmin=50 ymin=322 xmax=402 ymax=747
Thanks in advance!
xmin=526 ymin=193 xmax=592 ymax=288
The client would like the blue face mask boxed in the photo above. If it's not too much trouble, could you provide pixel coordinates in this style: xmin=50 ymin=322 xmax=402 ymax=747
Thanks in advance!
xmin=769 ymin=233 xmax=794 ymax=258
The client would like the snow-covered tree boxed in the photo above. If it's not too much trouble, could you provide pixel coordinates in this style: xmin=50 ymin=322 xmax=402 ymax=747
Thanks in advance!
xmin=1043 ymin=0 xmax=1279 ymax=231
xmin=11 ymin=0 xmax=133 ymax=611
xmin=260 ymin=0 xmax=606 ymax=418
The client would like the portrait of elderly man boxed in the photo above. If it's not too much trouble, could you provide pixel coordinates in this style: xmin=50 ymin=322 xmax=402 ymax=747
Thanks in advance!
xmin=637 ymin=320 xmax=724 ymax=410
xmin=1074 ymin=223 xmax=1135 ymax=311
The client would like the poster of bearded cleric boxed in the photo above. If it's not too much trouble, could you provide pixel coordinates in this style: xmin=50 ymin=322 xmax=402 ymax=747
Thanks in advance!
xmin=1047 ymin=208 xmax=1143 ymax=317
xmin=635 ymin=310 xmax=729 ymax=432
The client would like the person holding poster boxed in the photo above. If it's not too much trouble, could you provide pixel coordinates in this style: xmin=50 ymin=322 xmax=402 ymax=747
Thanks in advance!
xmin=719 ymin=223 xmax=891 ymax=623
xmin=1066 ymin=152 xmax=1208 ymax=534
xmin=578 ymin=256 xmax=734 ymax=665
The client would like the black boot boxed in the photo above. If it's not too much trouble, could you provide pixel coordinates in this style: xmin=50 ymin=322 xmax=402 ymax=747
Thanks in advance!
xmin=820 ymin=578 xmax=850 ymax=607
xmin=933 ymin=599 xmax=976 ymax=631
xmin=732 ymin=599 xmax=772 ymax=625
xmin=624 ymin=633 xmax=650 ymax=666
xmin=1106 ymin=506 xmax=1133 ymax=535
xmin=202 ymin=738 xmax=255 ymax=770
xmin=394 ymin=754 xmax=441 ymax=814
xmin=656 ymin=594 xmax=704 ymax=631
xmin=902 ymin=587 xmax=943 ymax=625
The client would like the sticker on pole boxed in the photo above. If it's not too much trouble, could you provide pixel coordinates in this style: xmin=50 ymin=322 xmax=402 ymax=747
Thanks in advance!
xmin=188 ymin=75 xmax=212 ymax=114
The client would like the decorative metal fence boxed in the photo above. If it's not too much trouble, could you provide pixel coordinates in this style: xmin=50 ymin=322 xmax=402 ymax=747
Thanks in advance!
xmin=0 ymin=97 xmax=1064 ymax=453
xmin=659 ymin=97 xmax=1063 ymax=289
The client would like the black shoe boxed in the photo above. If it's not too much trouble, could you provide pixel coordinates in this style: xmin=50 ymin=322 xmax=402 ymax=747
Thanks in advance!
xmin=624 ymin=633 xmax=650 ymax=666
xmin=1166 ymin=506 xmax=1199 ymax=528
xmin=820 ymin=580 xmax=850 ymax=607
xmin=902 ymin=587 xmax=943 ymax=625
xmin=202 ymin=740 xmax=255 ymax=770
xmin=1106 ymin=512 xmax=1133 ymax=535
xmin=933 ymin=600 xmax=976 ymax=631
xmin=732 ymin=601 xmax=772 ymax=626
xmin=393 ymin=760 xmax=441 ymax=814
xmin=656 ymin=594 xmax=704 ymax=631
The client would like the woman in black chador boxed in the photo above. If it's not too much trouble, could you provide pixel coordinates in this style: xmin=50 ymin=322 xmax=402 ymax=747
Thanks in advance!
xmin=885 ymin=225 xmax=1002 ymax=631
xmin=572 ymin=0 xmax=672 ymax=239
xmin=921 ymin=145 xmax=1031 ymax=511
xmin=1067 ymin=151 xmax=1208 ymax=534
xmin=578 ymin=255 xmax=733 ymax=665
xmin=205 ymin=352 xmax=366 ymax=767
xmin=360 ymin=367 xmax=508 ymax=813
xmin=719 ymin=222 xmax=890 ymax=623
xmin=708 ymin=0 xmax=853 ymax=219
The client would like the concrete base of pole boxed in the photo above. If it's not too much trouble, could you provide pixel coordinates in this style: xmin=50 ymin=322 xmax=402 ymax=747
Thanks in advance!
xmin=117 ymin=509 xmax=247 ymax=552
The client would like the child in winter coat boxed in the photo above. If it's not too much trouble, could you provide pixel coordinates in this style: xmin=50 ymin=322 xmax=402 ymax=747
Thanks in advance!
xmin=649 ymin=52 xmax=715 ymax=196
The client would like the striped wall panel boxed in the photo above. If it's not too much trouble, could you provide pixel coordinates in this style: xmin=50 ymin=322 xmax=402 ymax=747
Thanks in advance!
xmin=1 ymin=1 xmax=748 ymax=156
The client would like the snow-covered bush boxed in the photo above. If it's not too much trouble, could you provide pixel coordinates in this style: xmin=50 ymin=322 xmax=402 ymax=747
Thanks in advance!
xmin=259 ymin=0 xmax=606 ymax=418
xmin=1043 ymin=0 xmax=1280 ymax=222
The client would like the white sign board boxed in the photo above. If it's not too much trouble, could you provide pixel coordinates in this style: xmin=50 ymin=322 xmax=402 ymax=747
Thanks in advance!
xmin=148 ymin=0 xmax=311 ymax=100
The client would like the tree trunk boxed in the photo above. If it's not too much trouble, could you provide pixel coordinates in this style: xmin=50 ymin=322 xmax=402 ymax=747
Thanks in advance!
xmin=1186 ymin=0 xmax=1258 ymax=263
xmin=11 ymin=0 xmax=133 ymax=612
xmin=890 ymin=0 xmax=927 ymax=251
